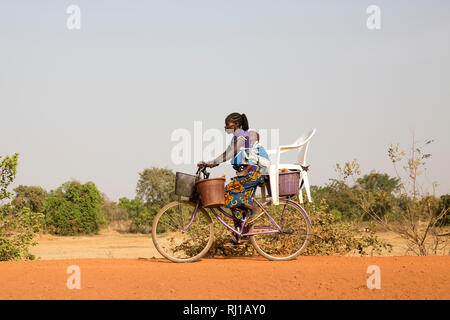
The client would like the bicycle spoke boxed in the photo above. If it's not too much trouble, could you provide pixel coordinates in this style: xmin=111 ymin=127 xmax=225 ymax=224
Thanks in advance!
xmin=152 ymin=201 xmax=213 ymax=262
xmin=163 ymin=209 xmax=183 ymax=230
xmin=178 ymin=201 xmax=185 ymax=229
xmin=279 ymin=203 xmax=288 ymax=231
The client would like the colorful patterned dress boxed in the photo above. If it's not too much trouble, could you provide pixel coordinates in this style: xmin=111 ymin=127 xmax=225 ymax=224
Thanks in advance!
xmin=224 ymin=167 xmax=263 ymax=220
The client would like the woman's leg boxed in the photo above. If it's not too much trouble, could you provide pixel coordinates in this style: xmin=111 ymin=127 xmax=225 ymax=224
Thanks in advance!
xmin=224 ymin=168 xmax=262 ymax=219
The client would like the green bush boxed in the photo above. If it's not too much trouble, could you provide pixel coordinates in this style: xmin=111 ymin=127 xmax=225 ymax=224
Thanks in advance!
xmin=44 ymin=180 xmax=103 ymax=235
xmin=0 ymin=206 xmax=44 ymax=261
xmin=330 ymin=208 xmax=343 ymax=221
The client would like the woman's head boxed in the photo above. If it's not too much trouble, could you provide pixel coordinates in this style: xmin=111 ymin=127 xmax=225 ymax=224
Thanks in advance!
xmin=225 ymin=113 xmax=249 ymax=132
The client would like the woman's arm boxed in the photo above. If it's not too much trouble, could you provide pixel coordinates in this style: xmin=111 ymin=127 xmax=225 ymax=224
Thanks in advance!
xmin=207 ymin=135 xmax=246 ymax=166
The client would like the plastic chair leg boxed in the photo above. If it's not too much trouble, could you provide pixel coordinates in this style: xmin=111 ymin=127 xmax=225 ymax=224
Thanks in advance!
xmin=298 ymin=186 xmax=304 ymax=203
xmin=302 ymin=171 xmax=312 ymax=202
xmin=269 ymin=168 xmax=279 ymax=205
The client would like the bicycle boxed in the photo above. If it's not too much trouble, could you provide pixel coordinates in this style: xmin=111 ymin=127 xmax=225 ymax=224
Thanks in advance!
xmin=151 ymin=164 xmax=312 ymax=262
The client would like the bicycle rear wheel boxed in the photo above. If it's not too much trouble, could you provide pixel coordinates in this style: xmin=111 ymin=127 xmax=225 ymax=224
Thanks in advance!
xmin=152 ymin=200 xmax=214 ymax=263
xmin=250 ymin=199 xmax=311 ymax=261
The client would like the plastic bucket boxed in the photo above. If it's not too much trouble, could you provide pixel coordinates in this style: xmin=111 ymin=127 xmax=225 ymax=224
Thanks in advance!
xmin=175 ymin=172 xmax=197 ymax=198
xmin=279 ymin=170 xmax=300 ymax=196
xmin=195 ymin=178 xmax=226 ymax=208
xmin=266 ymin=170 xmax=300 ymax=197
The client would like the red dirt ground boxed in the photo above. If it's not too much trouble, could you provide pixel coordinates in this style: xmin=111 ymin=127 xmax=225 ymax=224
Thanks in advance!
xmin=0 ymin=256 xmax=448 ymax=300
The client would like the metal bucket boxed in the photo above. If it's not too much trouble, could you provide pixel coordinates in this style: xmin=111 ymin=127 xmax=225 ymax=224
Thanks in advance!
xmin=195 ymin=178 xmax=225 ymax=208
xmin=175 ymin=172 xmax=197 ymax=198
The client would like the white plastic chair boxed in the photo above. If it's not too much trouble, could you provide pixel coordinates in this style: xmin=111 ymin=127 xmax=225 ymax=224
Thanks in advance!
xmin=266 ymin=128 xmax=316 ymax=205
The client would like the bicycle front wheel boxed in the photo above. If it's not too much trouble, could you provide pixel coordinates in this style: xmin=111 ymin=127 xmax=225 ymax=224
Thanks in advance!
xmin=250 ymin=199 xmax=311 ymax=261
xmin=152 ymin=200 xmax=214 ymax=263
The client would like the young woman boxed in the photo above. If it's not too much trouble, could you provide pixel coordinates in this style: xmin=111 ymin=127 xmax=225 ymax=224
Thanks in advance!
xmin=197 ymin=112 xmax=264 ymax=223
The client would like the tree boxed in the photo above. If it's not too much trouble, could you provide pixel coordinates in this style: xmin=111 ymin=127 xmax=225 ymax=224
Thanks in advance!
xmin=354 ymin=172 xmax=400 ymax=221
xmin=136 ymin=167 xmax=176 ymax=209
xmin=0 ymin=153 xmax=19 ymax=201
xmin=12 ymin=185 xmax=47 ymax=213
xmin=357 ymin=172 xmax=400 ymax=194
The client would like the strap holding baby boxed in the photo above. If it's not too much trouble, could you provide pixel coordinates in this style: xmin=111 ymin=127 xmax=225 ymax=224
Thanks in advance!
xmin=231 ymin=130 xmax=271 ymax=172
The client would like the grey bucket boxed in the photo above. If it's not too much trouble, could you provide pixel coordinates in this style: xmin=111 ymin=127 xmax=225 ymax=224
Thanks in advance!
xmin=175 ymin=172 xmax=197 ymax=198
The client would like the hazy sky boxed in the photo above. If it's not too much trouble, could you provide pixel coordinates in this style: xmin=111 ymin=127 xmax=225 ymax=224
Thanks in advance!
xmin=1 ymin=1 xmax=449 ymax=201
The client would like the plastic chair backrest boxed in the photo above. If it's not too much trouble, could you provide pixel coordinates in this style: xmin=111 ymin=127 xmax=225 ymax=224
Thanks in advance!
xmin=294 ymin=128 xmax=316 ymax=166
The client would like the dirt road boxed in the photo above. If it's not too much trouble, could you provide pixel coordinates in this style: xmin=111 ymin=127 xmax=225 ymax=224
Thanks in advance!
xmin=0 ymin=256 xmax=448 ymax=300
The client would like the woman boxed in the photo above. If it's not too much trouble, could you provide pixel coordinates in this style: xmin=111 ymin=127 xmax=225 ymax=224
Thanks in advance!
xmin=197 ymin=112 xmax=264 ymax=223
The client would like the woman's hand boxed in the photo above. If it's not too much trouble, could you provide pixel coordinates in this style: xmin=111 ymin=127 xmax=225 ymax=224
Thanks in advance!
xmin=197 ymin=161 xmax=207 ymax=167
xmin=197 ymin=161 xmax=218 ymax=168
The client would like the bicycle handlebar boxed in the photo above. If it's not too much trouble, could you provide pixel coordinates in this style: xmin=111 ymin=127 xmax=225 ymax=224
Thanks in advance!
xmin=196 ymin=164 xmax=210 ymax=179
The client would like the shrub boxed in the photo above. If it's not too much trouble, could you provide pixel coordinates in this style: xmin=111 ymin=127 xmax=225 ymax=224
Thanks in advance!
xmin=44 ymin=180 xmax=103 ymax=235
xmin=172 ymin=201 xmax=391 ymax=258
xmin=0 ymin=206 xmax=44 ymax=261
xmin=330 ymin=208 xmax=343 ymax=221
xmin=303 ymin=201 xmax=391 ymax=256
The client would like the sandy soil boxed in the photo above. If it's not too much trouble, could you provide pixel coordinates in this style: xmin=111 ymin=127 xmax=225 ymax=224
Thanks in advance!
xmin=29 ymin=231 xmax=161 ymax=260
xmin=0 ymin=230 xmax=446 ymax=300
xmin=0 ymin=256 xmax=448 ymax=300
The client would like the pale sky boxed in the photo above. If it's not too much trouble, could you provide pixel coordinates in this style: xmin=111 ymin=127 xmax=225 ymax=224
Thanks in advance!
xmin=1 ymin=0 xmax=449 ymax=201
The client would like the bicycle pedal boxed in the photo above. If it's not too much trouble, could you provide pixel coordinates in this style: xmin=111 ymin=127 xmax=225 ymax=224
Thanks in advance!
xmin=226 ymin=234 xmax=249 ymax=246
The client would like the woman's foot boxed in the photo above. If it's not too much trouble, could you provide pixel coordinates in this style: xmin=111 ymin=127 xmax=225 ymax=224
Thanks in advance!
xmin=243 ymin=204 xmax=263 ymax=224
xmin=229 ymin=233 xmax=240 ymax=245
xmin=224 ymin=233 xmax=249 ymax=246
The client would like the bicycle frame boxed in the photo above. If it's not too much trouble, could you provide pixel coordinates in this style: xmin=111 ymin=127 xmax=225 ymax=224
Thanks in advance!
xmin=182 ymin=196 xmax=311 ymax=237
